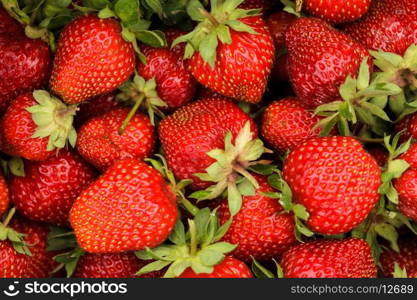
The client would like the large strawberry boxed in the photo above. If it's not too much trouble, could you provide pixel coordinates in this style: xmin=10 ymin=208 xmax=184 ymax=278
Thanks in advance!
xmin=76 ymin=107 xmax=154 ymax=171
xmin=174 ymin=0 xmax=274 ymax=104
xmin=50 ymin=14 xmax=135 ymax=104
xmin=286 ymin=17 xmax=370 ymax=108
xmin=380 ymin=237 xmax=417 ymax=278
xmin=301 ymin=0 xmax=371 ymax=24
xmin=178 ymin=257 xmax=253 ymax=278
xmin=261 ymin=97 xmax=324 ymax=153
xmin=10 ymin=150 xmax=96 ymax=225
xmin=281 ymin=238 xmax=377 ymax=278
xmin=217 ymin=174 xmax=295 ymax=262
xmin=283 ymin=136 xmax=381 ymax=235
xmin=343 ymin=0 xmax=417 ymax=55
xmin=0 ymin=171 xmax=9 ymax=218
xmin=69 ymin=158 xmax=177 ymax=253
xmin=0 ymin=91 xmax=77 ymax=161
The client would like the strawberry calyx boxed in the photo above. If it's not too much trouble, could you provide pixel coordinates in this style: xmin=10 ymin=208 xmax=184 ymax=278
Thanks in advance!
xmin=251 ymin=257 xmax=283 ymax=278
xmin=315 ymin=58 xmax=401 ymax=137
xmin=117 ymin=74 xmax=167 ymax=128
xmin=393 ymin=263 xmax=409 ymax=278
xmin=8 ymin=157 xmax=25 ymax=177
xmin=280 ymin=0 xmax=302 ymax=17
xmin=172 ymin=0 xmax=261 ymax=68
xmin=27 ymin=90 xmax=77 ymax=152
xmin=189 ymin=121 xmax=271 ymax=216
xmin=146 ymin=154 xmax=200 ymax=217
xmin=0 ymin=207 xmax=32 ymax=256
xmin=136 ymin=207 xmax=235 ymax=278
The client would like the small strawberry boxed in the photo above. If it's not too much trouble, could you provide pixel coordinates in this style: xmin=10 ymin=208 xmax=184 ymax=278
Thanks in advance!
xmin=283 ymin=136 xmax=381 ymax=235
xmin=286 ymin=17 xmax=370 ymax=108
xmin=50 ymin=14 xmax=135 ymax=104
xmin=10 ymin=150 xmax=96 ymax=225
xmin=69 ymin=158 xmax=178 ymax=253
xmin=0 ymin=171 xmax=9 ymax=218
xmin=380 ymin=237 xmax=417 ymax=278
xmin=281 ymin=238 xmax=377 ymax=278
xmin=178 ymin=257 xmax=253 ymax=278
xmin=75 ymin=92 xmax=119 ymax=127
xmin=0 ymin=91 xmax=77 ymax=161
xmin=174 ymin=1 xmax=274 ymax=103
xmin=261 ymin=97 xmax=324 ymax=153
xmin=76 ymin=107 xmax=154 ymax=171
xmin=137 ymin=46 xmax=197 ymax=110
xmin=301 ymin=0 xmax=371 ymax=24
xmin=217 ymin=174 xmax=295 ymax=262
xmin=343 ymin=0 xmax=417 ymax=55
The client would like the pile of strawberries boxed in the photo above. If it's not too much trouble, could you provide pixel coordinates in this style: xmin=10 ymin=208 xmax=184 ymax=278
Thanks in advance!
xmin=1 ymin=0 xmax=417 ymax=279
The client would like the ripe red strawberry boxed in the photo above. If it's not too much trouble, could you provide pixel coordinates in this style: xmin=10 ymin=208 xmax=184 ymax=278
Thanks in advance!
xmin=283 ymin=136 xmax=381 ymax=235
xmin=76 ymin=107 xmax=154 ymax=171
xmin=0 ymin=241 xmax=27 ymax=278
xmin=50 ymin=15 xmax=135 ymax=104
xmin=302 ymin=0 xmax=371 ymax=24
xmin=159 ymin=97 xmax=257 ymax=190
xmin=343 ymin=0 xmax=417 ymax=55
xmin=137 ymin=46 xmax=197 ymax=109
xmin=10 ymin=150 xmax=96 ymax=225
xmin=380 ymin=237 xmax=417 ymax=277
xmin=261 ymin=97 xmax=324 ymax=153
xmin=281 ymin=238 xmax=377 ymax=278
xmin=395 ymin=114 xmax=413 ymax=143
xmin=74 ymin=252 xmax=162 ymax=278
xmin=176 ymin=2 xmax=274 ymax=104
xmin=164 ymin=28 xmax=187 ymax=58
xmin=266 ymin=12 xmax=297 ymax=50
xmin=0 ymin=8 xmax=22 ymax=35
xmin=178 ymin=256 xmax=253 ymax=278
xmin=69 ymin=158 xmax=178 ymax=253
xmin=217 ymin=174 xmax=295 ymax=262
xmin=286 ymin=18 xmax=370 ymax=108
xmin=367 ymin=146 xmax=389 ymax=167
xmin=0 ymin=26 xmax=51 ymax=112
xmin=239 ymin=0 xmax=275 ymax=16
xmin=0 ymin=171 xmax=9 ymax=218
xmin=75 ymin=92 xmax=119 ymax=127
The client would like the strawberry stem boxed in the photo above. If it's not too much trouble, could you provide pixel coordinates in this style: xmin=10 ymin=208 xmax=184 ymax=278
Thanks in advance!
xmin=188 ymin=219 xmax=198 ymax=257
xmin=198 ymin=8 xmax=219 ymax=26
xmin=118 ymin=94 xmax=145 ymax=135
xmin=3 ymin=207 xmax=16 ymax=227
xmin=180 ymin=196 xmax=199 ymax=217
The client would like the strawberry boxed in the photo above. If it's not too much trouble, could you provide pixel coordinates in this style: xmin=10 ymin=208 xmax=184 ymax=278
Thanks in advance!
xmin=239 ymin=0 xmax=275 ymax=17
xmin=261 ymin=97 xmax=324 ymax=153
xmin=266 ymin=12 xmax=297 ymax=50
xmin=0 ymin=8 xmax=22 ymax=35
xmin=76 ymin=107 xmax=154 ymax=171
xmin=164 ymin=28 xmax=187 ymax=57
xmin=285 ymin=17 xmax=370 ymax=108
xmin=137 ymin=46 xmax=197 ymax=110
xmin=178 ymin=256 xmax=253 ymax=278
xmin=50 ymin=14 xmax=135 ymax=104
xmin=0 ymin=91 xmax=77 ymax=161
xmin=174 ymin=2 xmax=274 ymax=103
xmin=0 ymin=23 xmax=51 ymax=112
xmin=75 ymin=92 xmax=119 ymax=127
xmin=281 ymin=238 xmax=377 ymax=278
xmin=343 ymin=0 xmax=417 ymax=55
xmin=217 ymin=174 xmax=295 ymax=262
xmin=0 ymin=171 xmax=9 ymax=218
xmin=301 ymin=0 xmax=371 ymax=24
xmin=0 ymin=241 xmax=27 ymax=278
xmin=283 ymin=136 xmax=381 ymax=235
xmin=367 ymin=146 xmax=389 ymax=167
xmin=69 ymin=158 xmax=178 ymax=253
xmin=10 ymin=150 xmax=96 ymax=225
xmin=380 ymin=237 xmax=417 ymax=278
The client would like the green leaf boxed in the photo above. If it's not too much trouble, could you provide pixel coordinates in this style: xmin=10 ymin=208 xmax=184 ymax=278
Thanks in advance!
xmin=136 ymin=260 xmax=172 ymax=276
xmin=213 ymin=217 xmax=232 ymax=242
xmin=224 ymin=19 xmax=257 ymax=34
xmin=292 ymin=204 xmax=309 ymax=221
xmin=199 ymin=30 xmax=218 ymax=69
xmin=339 ymin=75 xmax=357 ymax=101
xmin=228 ymin=182 xmax=242 ymax=216
xmin=114 ymin=0 xmax=140 ymax=27
xmin=361 ymin=102 xmax=391 ymax=122
xmin=216 ymin=24 xmax=232 ymax=44
xmin=186 ymin=0 xmax=205 ymax=21
xmin=387 ymin=159 xmax=410 ymax=179
xmin=374 ymin=223 xmax=399 ymax=252
xmin=205 ymin=242 xmax=237 ymax=254
xmin=8 ymin=157 xmax=25 ymax=177
xmin=199 ymin=249 xmax=225 ymax=266
xmin=237 ymin=178 xmax=256 ymax=196
xmin=135 ymin=30 xmax=167 ymax=47
xmin=251 ymin=258 xmax=275 ymax=278
xmin=168 ymin=220 xmax=186 ymax=245
xmin=357 ymin=58 xmax=370 ymax=90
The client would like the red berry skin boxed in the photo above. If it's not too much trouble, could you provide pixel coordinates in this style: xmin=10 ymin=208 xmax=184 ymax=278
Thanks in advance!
xmin=281 ymin=238 xmax=377 ymax=278
xmin=0 ymin=241 xmax=27 ymax=278
xmin=138 ymin=47 xmax=197 ymax=109
xmin=283 ymin=137 xmax=381 ymax=235
xmin=303 ymin=0 xmax=371 ymax=24
xmin=367 ymin=146 xmax=389 ymax=167
xmin=0 ymin=171 xmax=9 ymax=218
xmin=69 ymin=158 xmax=178 ymax=253
xmin=159 ymin=97 xmax=257 ymax=190
xmin=164 ymin=28 xmax=187 ymax=58
xmin=266 ymin=12 xmax=297 ymax=50
xmin=343 ymin=0 xmax=417 ymax=55
xmin=261 ymin=97 xmax=324 ymax=153
xmin=239 ymin=0 xmax=275 ymax=17
xmin=189 ymin=16 xmax=274 ymax=104
xmin=74 ymin=252 xmax=163 ymax=278
xmin=75 ymin=92 xmax=119 ymax=127
xmin=380 ymin=238 xmax=417 ymax=278
xmin=178 ymin=257 xmax=253 ymax=278
xmin=76 ymin=107 xmax=154 ymax=171
xmin=270 ymin=53 xmax=290 ymax=82
xmin=218 ymin=174 xmax=295 ymax=262
xmin=0 ymin=33 xmax=51 ymax=112
xmin=0 ymin=8 xmax=23 ymax=35
xmin=10 ymin=150 xmax=96 ymax=225
xmin=286 ymin=18 xmax=371 ymax=109
xmin=50 ymin=15 xmax=135 ymax=104
xmin=0 ymin=93 xmax=54 ymax=161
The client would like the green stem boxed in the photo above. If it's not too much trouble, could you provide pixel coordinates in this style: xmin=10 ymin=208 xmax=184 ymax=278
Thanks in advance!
xmin=118 ymin=94 xmax=145 ymax=135
xmin=188 ymin=220 xmax=198 ymax=257
xmin=180 ymin=195 xmax=199 ymax=217
xmin=3 ymin=207 xmax=16 ymax=227
xmin=198 ymin=8 xmax=219 ymax=26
